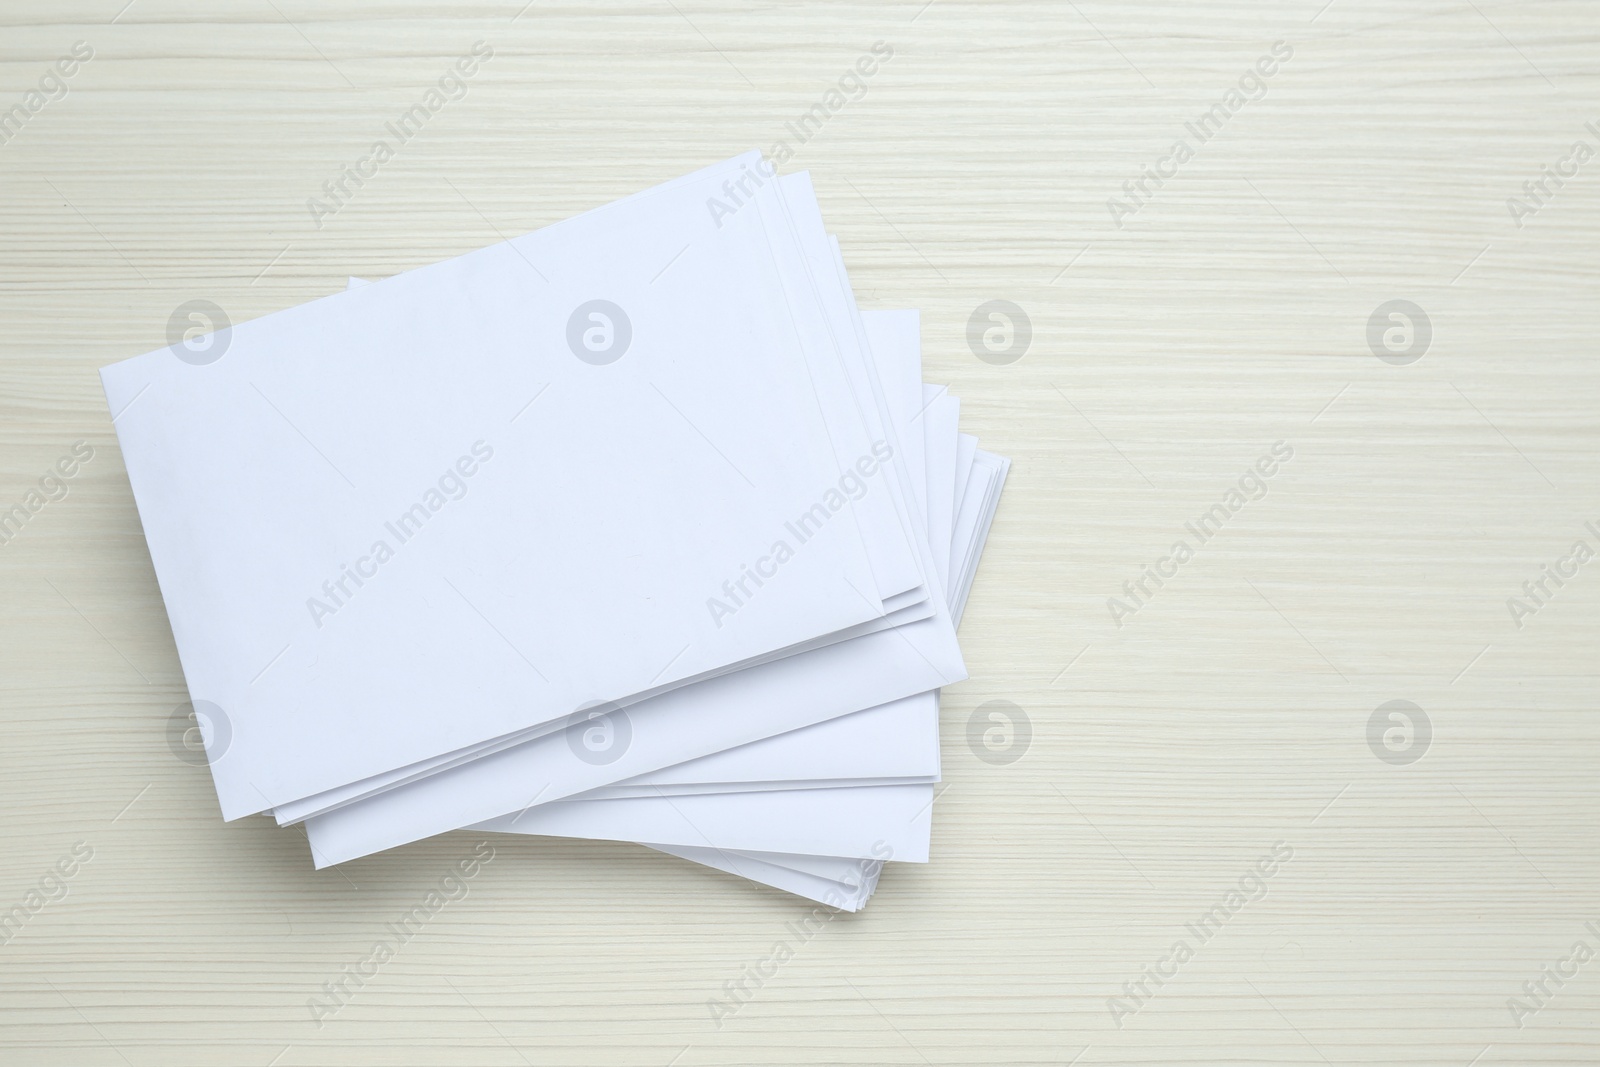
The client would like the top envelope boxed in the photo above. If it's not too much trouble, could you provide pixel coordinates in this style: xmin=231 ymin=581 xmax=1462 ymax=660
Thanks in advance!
xmin=103 ymin=154 xmax=907 ymax=820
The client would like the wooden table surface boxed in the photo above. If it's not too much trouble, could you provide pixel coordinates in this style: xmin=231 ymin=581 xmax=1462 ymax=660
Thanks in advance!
xmin=1 ymin=1 xmax=1596 ymax=1064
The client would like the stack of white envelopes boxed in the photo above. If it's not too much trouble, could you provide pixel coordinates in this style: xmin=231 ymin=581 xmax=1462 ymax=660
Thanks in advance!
xmin=103 ymin=152 xmax=1008 ymax=910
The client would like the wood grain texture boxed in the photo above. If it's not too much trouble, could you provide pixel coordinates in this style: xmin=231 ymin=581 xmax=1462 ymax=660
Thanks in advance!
xmin=1 ymin=1 xmax=1597 ymax=1064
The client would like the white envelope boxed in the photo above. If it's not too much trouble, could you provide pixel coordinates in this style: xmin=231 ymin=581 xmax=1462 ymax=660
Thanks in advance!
xmin=106 ymin=153 xmax=923 ymax=819
xmin=273 ymin=164 xmax=950 ymax=825
xmin=643 ymin=845 xmax=883 ymax=912
xmin=951 ymin=450 xmax=1009 ymax=626
xmin=476 ymin=783 xmax=935 ymax=862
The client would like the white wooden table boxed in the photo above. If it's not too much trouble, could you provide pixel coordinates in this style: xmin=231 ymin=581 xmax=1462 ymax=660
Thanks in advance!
xmin=0 ymin=2 xmax=1595 ymax=1063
